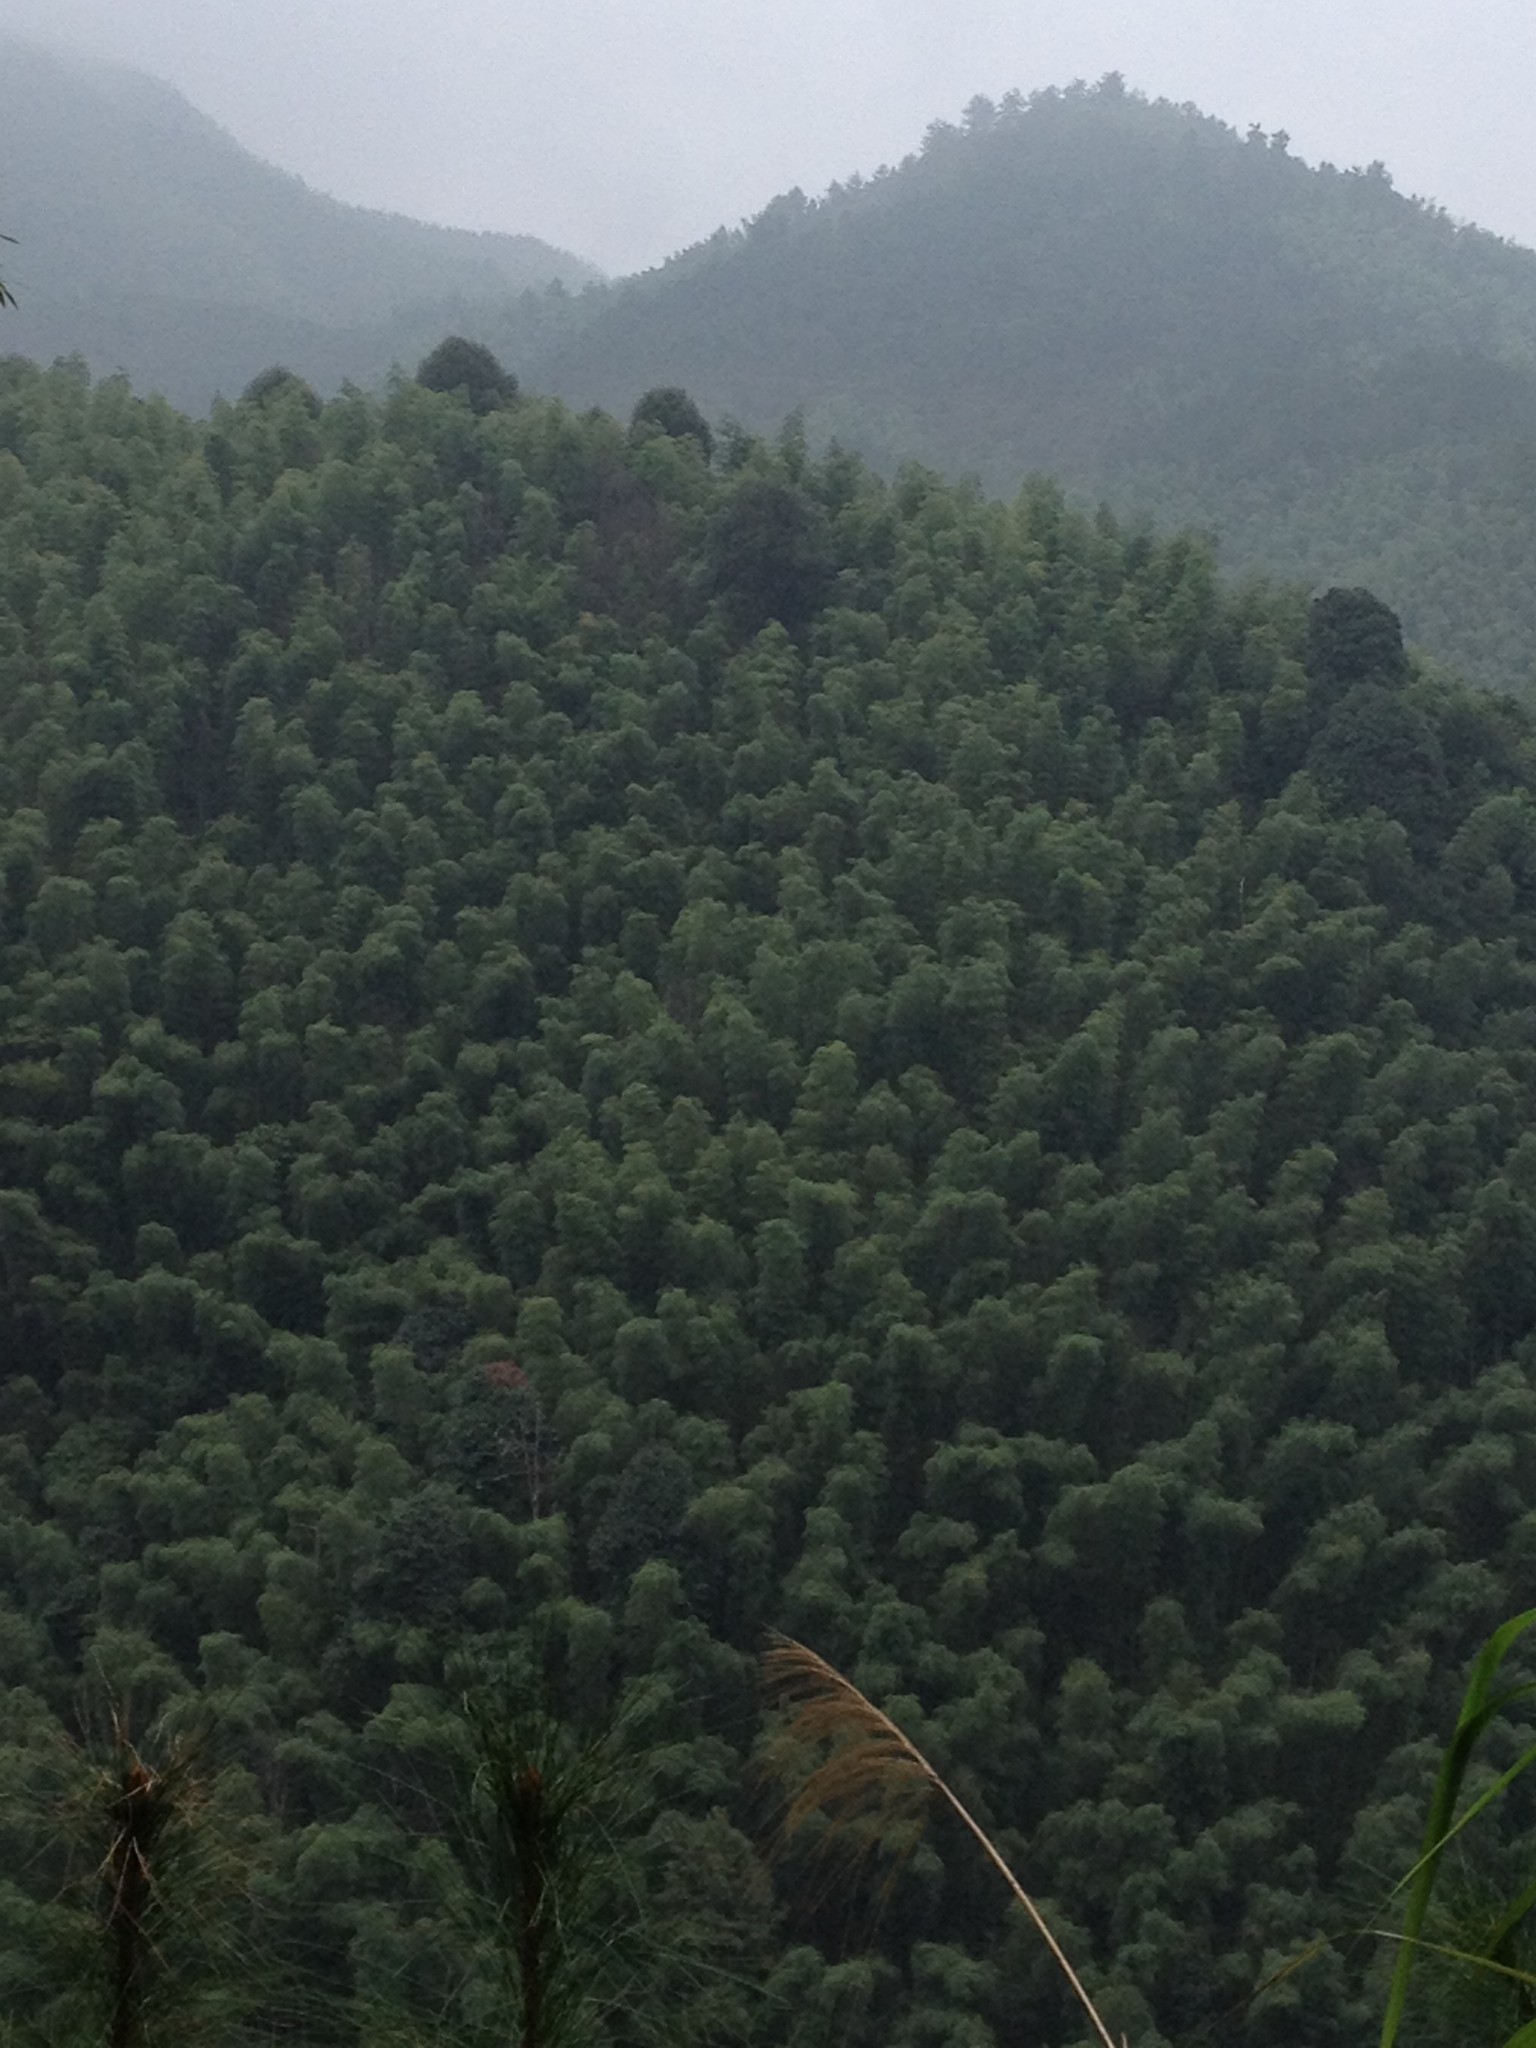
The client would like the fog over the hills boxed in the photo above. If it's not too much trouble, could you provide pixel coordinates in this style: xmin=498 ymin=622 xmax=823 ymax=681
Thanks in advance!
xmin=0 ymin=0 xmax=1532 ymax=273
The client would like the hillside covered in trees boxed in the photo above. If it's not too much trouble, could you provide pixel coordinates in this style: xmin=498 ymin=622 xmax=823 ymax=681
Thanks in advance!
xmin=0 ymin=36 xmax=598 ymax=416
xmin=16 ymin=52 xmax=1536 ymax=698
xmin=529 ymin=79 xmax=1536 ymax=696
xmin=15 ymin=51 xmax=1536 ymax=696
xmin=4 ymin=351 xmax=1536 ymax=2046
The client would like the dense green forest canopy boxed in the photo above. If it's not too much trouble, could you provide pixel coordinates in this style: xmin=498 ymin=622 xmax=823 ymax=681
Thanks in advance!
xmin=4 ymin=351 xmax=1536 ymax=2046
xmin=529 ymin=78 xmax=1536 ymax=695
xmin=0 ymin=35 xmax=598 ymax=415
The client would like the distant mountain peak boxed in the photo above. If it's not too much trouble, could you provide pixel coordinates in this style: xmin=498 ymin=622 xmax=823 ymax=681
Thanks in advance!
xmin=527 ymin=76 xmax=1536 ymax=690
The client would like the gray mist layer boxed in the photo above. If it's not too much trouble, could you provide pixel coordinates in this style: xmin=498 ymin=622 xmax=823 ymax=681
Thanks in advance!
xmin=1 ymin=0 xmax=1533 ymax=274
xmin=0 ymin=35 xmax=600 ymax=412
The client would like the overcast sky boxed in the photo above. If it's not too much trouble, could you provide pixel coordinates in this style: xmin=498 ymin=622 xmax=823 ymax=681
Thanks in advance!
xmin=2 ymin=0 xmax=1533 ymax=274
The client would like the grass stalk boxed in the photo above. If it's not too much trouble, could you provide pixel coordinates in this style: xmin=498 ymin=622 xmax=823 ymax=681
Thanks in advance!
xmin=761 ymin=1634 xmax=1123 ymax=2048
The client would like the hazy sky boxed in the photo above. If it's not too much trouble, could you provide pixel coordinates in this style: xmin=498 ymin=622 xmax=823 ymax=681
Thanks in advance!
xmin=3 ymin=0 xmax=1534 ymax=274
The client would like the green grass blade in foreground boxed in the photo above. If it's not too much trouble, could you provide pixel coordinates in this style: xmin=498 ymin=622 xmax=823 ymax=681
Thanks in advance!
xmin=1380 ymin=1608 xmax=1536 ymax=2048
xmin=1373 ymin=1932 xmax=1536 ymax=1989
xmin=1484 ymin=1873 xmax=1536 ymax=1968
xmin=1390 ymin=1721 xmax=1536 ymax=1897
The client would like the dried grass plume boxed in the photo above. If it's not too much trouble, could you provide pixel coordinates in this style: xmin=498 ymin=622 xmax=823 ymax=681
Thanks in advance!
xmin=761 ymin=1634 xmax=1125 ymax=2048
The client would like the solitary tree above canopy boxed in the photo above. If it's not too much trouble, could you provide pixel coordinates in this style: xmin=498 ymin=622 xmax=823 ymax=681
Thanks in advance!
xmin=416 ymin=336 xmax=519 ymax=413
xmin=239 ymin=364 xmax=321 ymax=414
xmin=1306 ymin=585 xmax=1410 ymax=699
xmin=630 ymin=386 xmax=713 ymax=461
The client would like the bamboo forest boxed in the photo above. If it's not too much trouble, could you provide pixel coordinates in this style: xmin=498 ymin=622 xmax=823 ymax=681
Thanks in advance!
xmin=2 ymin=322 xmax=1536 ymax=2047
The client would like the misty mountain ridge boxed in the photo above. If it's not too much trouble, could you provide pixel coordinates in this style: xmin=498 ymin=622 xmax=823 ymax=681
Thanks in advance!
xmin=0 ymin=34 xmax=600 ymax=407
xmin=527 ymin=78 xmax=1536 ymax=690
xmin=11 ymin=48 xmax=1536 ymax=685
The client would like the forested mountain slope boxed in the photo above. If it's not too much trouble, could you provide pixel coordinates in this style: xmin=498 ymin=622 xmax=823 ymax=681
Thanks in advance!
xmin=4 ymin=356 xmax=1536 ymax=2045
xmin=14 ymin=47 xmax=1536 ymax=694
xmin=0 ymin=37 xmax=598 ymax=414
xmin=532 ymin=78 xmax=1536 ymax=694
